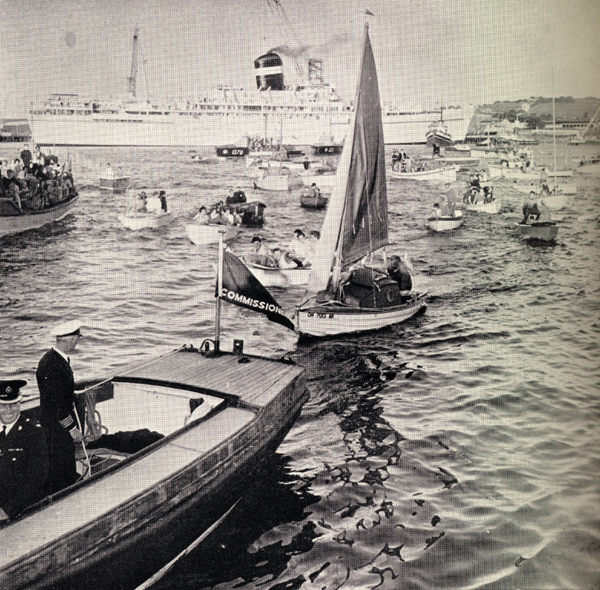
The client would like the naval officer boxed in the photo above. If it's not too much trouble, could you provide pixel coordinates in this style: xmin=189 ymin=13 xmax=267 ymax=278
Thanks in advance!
xmin=0 ymin=379 xmax=49 ymax=522
xmin=36 ymin=320 xmax=84 ymax=494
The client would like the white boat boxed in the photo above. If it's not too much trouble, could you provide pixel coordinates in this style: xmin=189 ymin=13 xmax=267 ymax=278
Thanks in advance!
xmin=513 ymin=182 xmax=577 ymax=196
xmin=427 ymin=210 xmax=464 ymax=232
xmin=298 ymin=170 xmax=337 ymax=191
xmin=186 ymin=223 xmax=240 ymax=245
xmin=118 ymin=211 xmax=172 ymax=230
xmin=0 ymin=195 xmax=78 ymax=238
xmin=576 ymin=157 xmax=600 ymax=174
xmin=466 ymin=199 xmax=502 ymax=214
xmin=389 ymin=164 xmax=457 ymax=183
xmin=99 ymin=176 xmax=130 ymax=191
xmin=29 ymin=20 xmax=473 ymax=148
xmin=295 ymin=25 xmax=427 ymax=339
xmin=245 ymin=258 xmax=311 ymax=288
xmin=252 ymin=170 xmax=293 ymax=191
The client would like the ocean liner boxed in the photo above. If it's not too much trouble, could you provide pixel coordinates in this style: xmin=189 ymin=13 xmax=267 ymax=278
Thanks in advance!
xmin=29 ymin=20 xmax=472 ymax=148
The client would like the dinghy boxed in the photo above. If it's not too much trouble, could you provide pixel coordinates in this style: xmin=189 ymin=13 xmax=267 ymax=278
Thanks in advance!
xmin=427 ymin=210 xmax=464 ymax=232
xmin=295 ymin=24 xmax=427 ymax=338
xmin=118 ymin=212 xmax=172 ymax=230
xmin=389 ymin=164 xmax=457 ymax=183
xmin=186 ymin=223 xmax=240 ymax=245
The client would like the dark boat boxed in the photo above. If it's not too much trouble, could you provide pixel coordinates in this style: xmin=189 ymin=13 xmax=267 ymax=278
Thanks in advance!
xmin=515 ymin=221 xmax=558 ymax=241
xmin=300 ymin=191 xmax=328 ymax=209
xmin=215 ymin=145 xmax=250 ymax=158
xmin=0 ymin=194 xmax=78 ymax=238
xmin=311 ymin=143 xmax=343 ymax=155
xmin=0 ymin=342 xmax=308 ymax=590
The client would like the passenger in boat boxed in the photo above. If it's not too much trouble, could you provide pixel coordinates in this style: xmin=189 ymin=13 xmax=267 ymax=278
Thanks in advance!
xmin=36 ymin=320 xmax=84 ymax=495
xmin=303 ymin=157 xmax=311 ymax=170
xmin=134 ymin=192 xmax=148 ymax=213
xmin=288 ymin=229 xmax=310 ymax=263
xmin=537 ymin=199 xmax=552 ymax=223
xmin=310 ymin=183 xmax=321 ymax=199
xmin=391 ymin=149 xmax=401 ymax=171
xmin=432 ymin=202 xmax=442 ymax=217
xmin=194 ymin=205 xmax=209 ymax=224
xmin=104 ymin=163 xmax=114 ymax=178
xmin=20 ymin=145 xmax=32 ymax=169
xmin=251 ymin=236 xmax=276 ymax=266
xmin=483 ymin=186 xmax=494 ymax=203
xmin=432 ymin=142 xmax=441 ymax=157
xmin=158 ymin=190 xmax=168 ymax=213
xmin=522 ymin=192 xmax=541 ymax=224
xmin=232 ymin=186 xmax=247 ymax=204
xmin=273 ymin=248 xmax=302 ymax=269
xmin=386 ymin=254 xmax=413 ymax=293
xmin=0 ymin=380 xmax=49 ymax=522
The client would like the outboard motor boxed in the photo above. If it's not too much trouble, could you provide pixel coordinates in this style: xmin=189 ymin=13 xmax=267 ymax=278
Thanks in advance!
xmin=254 ymin=53 xmax=285 ymax=90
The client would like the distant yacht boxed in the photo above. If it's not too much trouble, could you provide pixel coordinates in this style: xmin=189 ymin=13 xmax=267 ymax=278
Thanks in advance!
xmin=30 ymin=25 xmax=473 ymax=148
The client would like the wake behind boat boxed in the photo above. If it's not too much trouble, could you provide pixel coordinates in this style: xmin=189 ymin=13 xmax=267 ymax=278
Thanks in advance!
xmin=295 ymin=24 xmax=427 ymax=338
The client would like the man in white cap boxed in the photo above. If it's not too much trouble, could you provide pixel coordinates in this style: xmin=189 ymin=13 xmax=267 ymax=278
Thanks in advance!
xmin=0 ymin=379 xmax=49 ymax=521
xmin=36 ymin=320 xmax=83 ymax=494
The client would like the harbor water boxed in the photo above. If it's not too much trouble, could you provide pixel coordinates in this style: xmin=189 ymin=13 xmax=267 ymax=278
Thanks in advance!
xmin=1 ymin=140 xmax=599 ymax=589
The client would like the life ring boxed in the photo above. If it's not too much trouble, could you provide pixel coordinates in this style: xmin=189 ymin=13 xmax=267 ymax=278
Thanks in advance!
xmin=387 ymin=290 xmax=395 ymax=303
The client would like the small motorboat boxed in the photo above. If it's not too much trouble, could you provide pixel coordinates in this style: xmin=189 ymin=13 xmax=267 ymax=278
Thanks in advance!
xmin=118 ymin=211 xmax=172 ymax=230
xmin=186 ymin=223 xmax=240 ymax=245
xmin=99 ymin=176 xmax=130 ymax=192
xmin=515 ymin=221 xmax=558 ymax=241
xmin=427 ymin=210 xmax=464 ymax=232
xmin=245 ymin=257 xmax=311 ymax=288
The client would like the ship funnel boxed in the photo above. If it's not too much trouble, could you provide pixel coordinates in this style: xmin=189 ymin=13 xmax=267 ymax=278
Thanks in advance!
xmin=254 ymin=53 xmax=285 ymax=91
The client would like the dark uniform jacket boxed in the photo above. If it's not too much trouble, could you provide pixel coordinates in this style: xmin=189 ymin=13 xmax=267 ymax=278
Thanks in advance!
xmin=0 ymin=415 xmax=49 ymax=518
xmin=36 ymin=348 xmax=76 ymax=432
xmin=36 ymin=348 xmax=79 ymax=493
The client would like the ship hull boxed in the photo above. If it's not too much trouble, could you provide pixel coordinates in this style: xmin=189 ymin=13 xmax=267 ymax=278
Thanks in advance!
xmin=30 ymin=107 xmax=472 ymax=148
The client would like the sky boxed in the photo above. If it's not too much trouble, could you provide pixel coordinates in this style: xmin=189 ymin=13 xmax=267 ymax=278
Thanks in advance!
xmin=1 ymin=0 xmax=599 ymax=118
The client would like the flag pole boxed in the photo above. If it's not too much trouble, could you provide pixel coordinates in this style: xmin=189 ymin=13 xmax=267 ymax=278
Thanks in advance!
xmin=215 ymin=230 xmax=224 ymax=353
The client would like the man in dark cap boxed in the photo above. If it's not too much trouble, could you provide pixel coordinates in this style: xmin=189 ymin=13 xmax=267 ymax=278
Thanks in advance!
xmin=36 ymin=320 xmax=83 ymax=494
xmin=0 ymin=379 xmax=49 ymax=522
xmin=158 ymin=190 xmax=168 ymax=213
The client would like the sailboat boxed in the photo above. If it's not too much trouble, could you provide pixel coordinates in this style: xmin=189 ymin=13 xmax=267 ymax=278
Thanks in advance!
xmin=295 ymin=24 xmax=427 ymax=338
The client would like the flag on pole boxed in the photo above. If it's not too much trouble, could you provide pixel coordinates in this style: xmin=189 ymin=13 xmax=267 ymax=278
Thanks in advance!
xmin=218 ymin=250 xmax=296 ymax=332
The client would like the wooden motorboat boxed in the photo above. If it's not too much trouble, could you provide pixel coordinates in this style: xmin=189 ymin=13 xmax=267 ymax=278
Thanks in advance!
xmin=245 ymin=256 xmax=311 ymax=288
xmin=118 ymin=211 xmax=172 ymax=230
xmin=466 ymin=199 xmax=502 ymax=214
xmin=99 ymin=176 xmax=130 ymax=192
xmin=0 ymin=194 xmax=78 ymax=238
xmin=389 ymin=164 xmax=457 ymax=183
xmin=427 ymin=210 xmax=464 ymax=232
xmin=295 ymin=25 xmax=427 ymax=338
xmin=230 ymin=201 xmax=266 ymax=227
xmin=515 ymin=221 xmax=558 ymax=241
xmin=186 ymin=223 xmax=240 ymax=245
xmin=300 ymin=191 xmax=328 ymax=209
xmin=0 ymin=344 xmax=308 ymax=590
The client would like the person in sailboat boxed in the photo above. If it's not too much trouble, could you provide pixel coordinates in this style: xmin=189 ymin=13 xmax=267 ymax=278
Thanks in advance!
xmin=386 ymin=254 xmax=413 ymax=293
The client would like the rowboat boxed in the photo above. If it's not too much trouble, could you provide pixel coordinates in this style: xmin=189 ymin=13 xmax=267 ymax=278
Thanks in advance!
xmin=245 ymin=258 xmax=311 ymax=288
xmin=0 ymin=344 xmax=308 ymax=590
xmin=300 ymin=191 xmax=328 ymax=209
xmin=99 ymin=176 xmax=130 ymax=192
xmin=515 ymin=221 xmax=558 ymax=241
xmin=186 ymin=223 xmax=240 ymax=245
xmin=389 ymin=164 xmax=457 ymax=183
xmin=427 ymin=210 xmax=464 ymax=232
xmin=252 ymin=170 xmax=292 ymax=191
xmin=295 ymin=25 xmax=427 ymax=338
xmin=118 ymin=211 xmax=172 ymax=230
xmin=0 ymin=194 xmax=78 ymax=238
xmin=466 ymin=199 xmax=502 ymax=214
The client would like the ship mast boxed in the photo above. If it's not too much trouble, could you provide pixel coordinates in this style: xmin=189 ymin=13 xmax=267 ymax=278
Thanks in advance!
xmin=127 ymin=27 xmax=139 ymax=98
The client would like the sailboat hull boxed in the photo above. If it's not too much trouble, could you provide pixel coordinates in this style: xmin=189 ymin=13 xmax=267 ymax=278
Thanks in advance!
xmin=296 ymin=293 xmax=427 ymax=338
